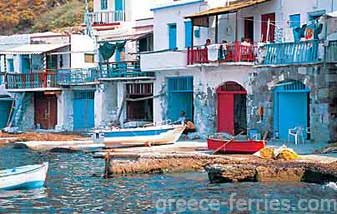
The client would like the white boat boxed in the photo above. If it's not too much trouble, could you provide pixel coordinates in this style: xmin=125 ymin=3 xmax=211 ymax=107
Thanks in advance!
xmin=93 ymin=124 xmax=185 ymax=146
xmin=0 ymin=162 xmax=49 ymax=190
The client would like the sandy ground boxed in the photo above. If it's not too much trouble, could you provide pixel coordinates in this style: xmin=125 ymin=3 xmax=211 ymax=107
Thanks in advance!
xmin=0 ymin=132 xmax=86 ymax=143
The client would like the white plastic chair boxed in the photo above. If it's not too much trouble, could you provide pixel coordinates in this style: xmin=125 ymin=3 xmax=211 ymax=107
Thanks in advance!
xmin=288 ymin=126 xmax=304 ymax=144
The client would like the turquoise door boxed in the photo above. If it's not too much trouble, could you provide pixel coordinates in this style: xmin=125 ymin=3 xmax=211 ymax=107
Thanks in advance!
xmin=0 ymin=100 xmax=12 ymax=129
xmin=167 ymin=77 xmax=193 ymax=122
xmin=168 ymin=24 xmax=177 ymax=50
xmin=21 ymin=55 xmax=31 ymax=73
xmin=73 ymin=91 xmax=95 ymax=130
xmin=274 ymin=82 xmax=309 ymax=139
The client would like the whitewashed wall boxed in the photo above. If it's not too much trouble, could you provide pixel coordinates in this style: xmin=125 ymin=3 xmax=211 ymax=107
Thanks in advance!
xmin=71 ymin=35 xmax=96 ymax=69
xmin=211 ymin=0 xmax=336 ymax=43
xmin=153 ymin=1 xmax=208 ymax=51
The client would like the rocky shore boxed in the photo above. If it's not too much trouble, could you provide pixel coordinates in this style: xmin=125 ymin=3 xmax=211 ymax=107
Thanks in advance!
xmin=104 ymin=152 xmax=337 ymax=184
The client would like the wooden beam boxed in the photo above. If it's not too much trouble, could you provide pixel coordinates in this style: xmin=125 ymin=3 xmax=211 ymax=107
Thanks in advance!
xmin=215 ymin=15 xmax=219 ymax=43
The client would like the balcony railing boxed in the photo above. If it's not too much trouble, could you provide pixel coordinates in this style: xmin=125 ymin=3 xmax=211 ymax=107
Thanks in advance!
xmin=57 ymin=68 xmax=100 ymax=85
xmin=6 ymin=72 xmax=57 ymax=90
xmin=187 ymin=47 xmax=208 ymax=65
xmin=326 ymin=40 xmax=337 ymax=63
xmin=187 ymin=42 xmax=257 ymax=65
xmin=89 ymin=10 xmax=125 ymax=24
xmin=100 ymin=61 xmax=154 ymax=78
xmin=263 ymin=40 xmax=319 ymax=65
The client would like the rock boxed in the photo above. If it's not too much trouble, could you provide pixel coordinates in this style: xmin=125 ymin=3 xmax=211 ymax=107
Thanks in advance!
xmin=206 ymin=164 xmax=256 ymax=183
xmin=256 ymin=166 xmax=305 ymax=182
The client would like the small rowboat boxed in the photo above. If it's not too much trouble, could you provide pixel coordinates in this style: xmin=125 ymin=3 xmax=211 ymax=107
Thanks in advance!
xmin=207 ymin=138 xmax=266 ymax=154
xmin=0 ymin=162 xmax=49 ymax=190
xmin=93 ymin=125 xmax=185 ymax=146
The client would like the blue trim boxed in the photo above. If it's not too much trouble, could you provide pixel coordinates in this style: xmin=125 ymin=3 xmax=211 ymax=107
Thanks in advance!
xmin=151 ymin=0 xmax=204 ymax=11
xmin=1 ymin=181 xmax=45 ymax=190
xmin=104 ymin=127 xmax=174 ymax=138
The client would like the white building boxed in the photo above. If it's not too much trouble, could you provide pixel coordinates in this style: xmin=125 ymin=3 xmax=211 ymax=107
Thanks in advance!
xmin=140 ymin=0 xmax=337 ymax=143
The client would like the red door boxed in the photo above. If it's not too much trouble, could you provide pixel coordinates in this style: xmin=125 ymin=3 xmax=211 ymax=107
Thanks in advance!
xmin=261 ymin=13 xmax=275 ymax=42
xmin=217 ymin=93 xmax=234 ymax=134
xmin=35 ymin=93 xmax=57 ymax=129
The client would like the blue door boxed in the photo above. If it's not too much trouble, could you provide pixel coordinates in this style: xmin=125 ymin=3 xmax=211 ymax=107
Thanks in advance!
xmin=167 ymin=77 xmax=193 ymax=122
xmin=21 ymin=55 xmax=31 ymax=73
xmin=184 ymin=21 xmax=192 ymax=48
xmin=168 ymin=24 xmax=177 ymax=50
xmin=115 ymin=0 xmax=124 ymax=10
xmin=73 ymin=91 xmax=95 ymax=130
xmin=0 ymin=100 xmax=12 ymax=129
xmin=273 ymin=82 xmax=309 ymax=139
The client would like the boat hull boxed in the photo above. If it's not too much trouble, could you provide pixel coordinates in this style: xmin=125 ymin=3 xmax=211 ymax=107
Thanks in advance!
xmin=0 ymin=162 xmax=48 ymax=190
xmin=101 ymin=125 xmax=185 ymax=146
xmin=207 ymin=138 xmax=265 ymax=154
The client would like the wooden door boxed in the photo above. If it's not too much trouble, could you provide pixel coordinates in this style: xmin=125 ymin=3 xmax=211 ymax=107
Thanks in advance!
xmin=168 ymin=24 xmax=177 ymax=50
xmin=261 ymin=13 xmax=275 ymax=42
xmin=244 ymin=17 xmax=254 ymax=42
xmin=217 ymin=93 xmax=234 ymax=134
xmin=35 ymin=93 xmax=57 ymax=129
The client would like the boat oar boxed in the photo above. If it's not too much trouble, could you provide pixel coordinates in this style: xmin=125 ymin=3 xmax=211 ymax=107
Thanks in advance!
xmin=212 ymin=131 xmax=245 ymax=155
xmin=212 ymin=139 xmax=234 ymax=154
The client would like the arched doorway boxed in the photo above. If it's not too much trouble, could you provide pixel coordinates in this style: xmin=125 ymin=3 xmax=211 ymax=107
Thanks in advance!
xmin=273 ymin=80 xmax=310 ymax=139
xmin=217 ymin=81 xmax=247 ymax=135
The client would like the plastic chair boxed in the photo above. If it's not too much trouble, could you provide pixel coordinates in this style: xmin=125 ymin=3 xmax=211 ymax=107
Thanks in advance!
xmin=288 ymin=126 xmax=304 ymax=144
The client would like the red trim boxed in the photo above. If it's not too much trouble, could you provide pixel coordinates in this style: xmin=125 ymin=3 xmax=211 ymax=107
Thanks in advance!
xmin=216 ymin=91 xmax=247 ymax=95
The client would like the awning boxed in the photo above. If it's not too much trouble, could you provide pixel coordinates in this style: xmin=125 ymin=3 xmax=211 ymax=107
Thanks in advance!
xmin=99 ymin=31 xmax=153 ymax=42
xmin=0 ymin=43 xmax=69 ymax=55
xmin=186 ymin=0 xmax=272 ymax=19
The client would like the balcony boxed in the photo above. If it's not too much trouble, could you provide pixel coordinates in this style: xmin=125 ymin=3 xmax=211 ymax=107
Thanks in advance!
xmin=100 ymin=61 xmax=154 ymax=79
xmin=263 ymin=40 xmax=319 ymax=65
xmin=57 ymin=68 xmax=100 ymax=85
xmin=6 ymin=72 xmax=58 ymax=90
xmin=187 ymin=42 xmax=258 ymax=65
xmin=89 ymin=10 xmax=125 ymax=25
xmin=140 ymin=50 xmax=187 ymax=71
xmin=326 ymin=40 xmax=337 ymax=63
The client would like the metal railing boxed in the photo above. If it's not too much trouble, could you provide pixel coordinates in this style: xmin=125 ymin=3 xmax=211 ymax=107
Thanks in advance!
xmin=187 ymin=47 xmax=208 ymax=65
xmin=263 ymin=40 xmax=319 ymax=65
xmin=57 ymin=68 xmax=100 ymax=85
xmin=6 ymin=72 xmax=57 ymax=89
xmin=100 ymin=61 xmax=154 ymax=78
xmin=89 ymin=10 xmax=125 ymax=24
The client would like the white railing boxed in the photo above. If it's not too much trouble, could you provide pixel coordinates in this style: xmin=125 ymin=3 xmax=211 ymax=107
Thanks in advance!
xmin=89 ymin=10 xmax=125 ymax=24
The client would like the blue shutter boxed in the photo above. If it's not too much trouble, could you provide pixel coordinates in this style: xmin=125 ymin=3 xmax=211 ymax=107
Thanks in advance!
xmin=184 ymin=21 xmax=192 ymax=48
xmin=289 ymin=14 xmax=300 ymax=28
xmin=73 ymin=91 xmax=95 ymax=130
xmin=168 ymin=24 xmax=177 ymax=50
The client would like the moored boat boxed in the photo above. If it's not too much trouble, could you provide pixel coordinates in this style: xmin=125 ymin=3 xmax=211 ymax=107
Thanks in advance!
xmin=0 ymin=162 xmax=49 ymax=190
xmin=207 ymin=138 xmax=266 ymax=154
xmin=93 ymin=125 xmax=185 ymax=146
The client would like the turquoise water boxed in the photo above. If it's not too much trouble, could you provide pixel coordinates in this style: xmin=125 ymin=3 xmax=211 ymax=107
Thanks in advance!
xmin=0 ymin=145 xmax=336 ymax=213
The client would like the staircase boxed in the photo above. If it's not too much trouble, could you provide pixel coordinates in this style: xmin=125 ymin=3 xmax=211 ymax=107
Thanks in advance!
xmin=6 ymin=93 xmax=31 ymax=130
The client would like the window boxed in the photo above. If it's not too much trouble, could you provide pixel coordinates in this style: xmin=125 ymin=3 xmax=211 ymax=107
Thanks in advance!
xmin=84 ymin=53 xmax=95 ymax=63
xmin=184 ymin=21 xmax=192 ymax=48
xmin=101 ymin=0 xmax=108 ymax=10
xmin=290 ymin=14 xmax=301 ymax=28
xmin=194 ymin=28 xmax=200 ymax=38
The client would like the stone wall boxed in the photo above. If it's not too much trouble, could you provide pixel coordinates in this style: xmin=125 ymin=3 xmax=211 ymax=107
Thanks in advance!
xmin=21 ymin=93 xmax=35 ymax=130
xmin=249 ymin=63 xmax=337 ymax=143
